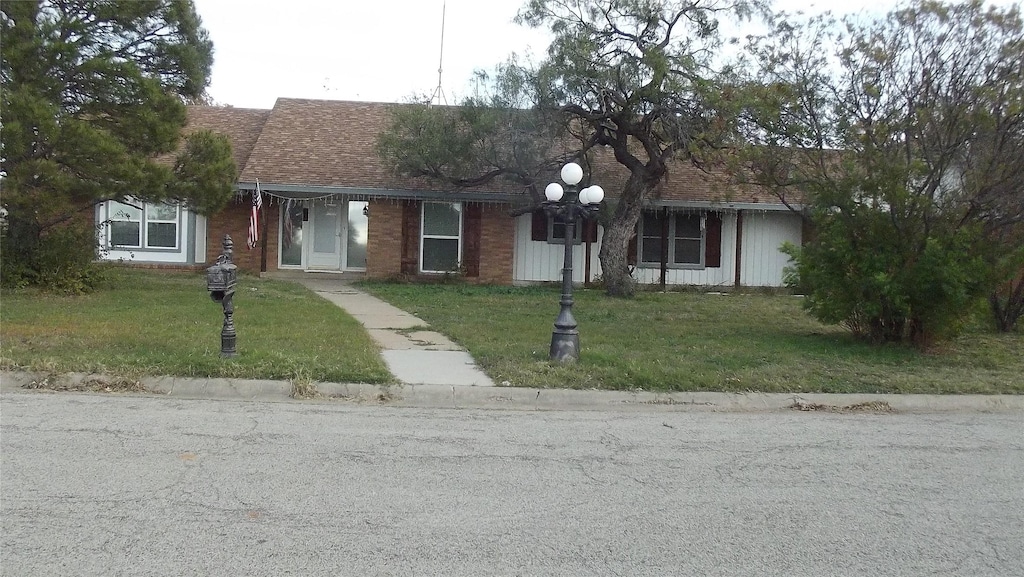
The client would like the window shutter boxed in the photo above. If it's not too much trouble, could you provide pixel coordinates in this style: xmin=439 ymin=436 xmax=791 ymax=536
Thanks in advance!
xmin=401 ymin=200 xmax=420 ymax=275
xmin=583 ymin=219 xmax=599 ymax=243
xmin=463 ymin=203 xmax=482 ymax=277
xmin=627 ymin=233 xmax=638 ymax=266
xmin=705 ymin=212 xmax=722 ymax=268
xmin=531 ymin=210 xmax=548 ymax=241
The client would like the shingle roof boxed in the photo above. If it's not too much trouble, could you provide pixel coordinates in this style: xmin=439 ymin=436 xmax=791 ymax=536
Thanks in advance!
xmin=240 ymin=99 xmax=394 ymax=188
xmin=190 ymin=98 xmax=788 ymax=206
xmin=185 ymin=106 xmax=270 ymax=173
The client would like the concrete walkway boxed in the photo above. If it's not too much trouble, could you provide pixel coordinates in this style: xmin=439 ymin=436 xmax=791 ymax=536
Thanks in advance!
xmin=292 ymin=274 xmax=494 ymax=387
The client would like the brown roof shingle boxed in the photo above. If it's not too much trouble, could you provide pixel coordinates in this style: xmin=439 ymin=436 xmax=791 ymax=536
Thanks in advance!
xmin=189 ymin=98 xmax=787 ymax=206
xmin=185 ymin=106 xmax=270 ymax=173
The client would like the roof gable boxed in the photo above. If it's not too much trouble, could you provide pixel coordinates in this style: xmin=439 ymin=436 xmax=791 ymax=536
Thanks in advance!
xmin=185 ymin=106 xmax=270 ymax=172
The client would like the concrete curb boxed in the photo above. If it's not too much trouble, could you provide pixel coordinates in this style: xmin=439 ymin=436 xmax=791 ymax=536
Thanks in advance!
xmin=2 ymin=371 xmax=1022 ymax=413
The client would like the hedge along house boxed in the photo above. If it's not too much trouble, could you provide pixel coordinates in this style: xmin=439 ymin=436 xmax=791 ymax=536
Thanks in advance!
xmin=96 ymin=98 xmax=803 ymax=288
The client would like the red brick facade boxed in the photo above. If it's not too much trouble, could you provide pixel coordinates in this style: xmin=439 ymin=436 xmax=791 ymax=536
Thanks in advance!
xmin=477 ymin=204 xmax=515 ymax=284
xmin=206 ymin=196 xmax=280 ymax=273
xmin=365 ymin=200 xmax=404 ymax=279
xmin=362 ymin=199 xmax=514 ymax=284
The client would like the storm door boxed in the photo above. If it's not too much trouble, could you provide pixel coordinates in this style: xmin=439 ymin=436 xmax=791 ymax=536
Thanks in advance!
xmin=309 ymin=200 xmax=342 ymax=269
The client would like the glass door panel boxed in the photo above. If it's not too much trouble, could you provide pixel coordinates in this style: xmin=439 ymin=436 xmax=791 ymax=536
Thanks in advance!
xmin=309 ymin=201 xmax=342 ymax=269
xmin=346 ymin=201 xmax=368 ymax=270
xmin=280 ymin=201 xmax=304 ymax=267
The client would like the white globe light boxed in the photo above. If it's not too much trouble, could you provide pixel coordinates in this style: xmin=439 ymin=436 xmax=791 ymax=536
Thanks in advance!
xmin=578 ymin=186 xmax=593 ymax=205
xmin=545 ymin=182 xmax=564 ymax=202
xmin=588 ymin=185 xmax=604 ymax=204
xmin=561 ymin=162 xmax=583 ymax=186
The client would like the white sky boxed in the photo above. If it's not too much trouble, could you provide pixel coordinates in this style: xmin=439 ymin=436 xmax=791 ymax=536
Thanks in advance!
xmin=192 ymin=0 xmax=1019 ymax=110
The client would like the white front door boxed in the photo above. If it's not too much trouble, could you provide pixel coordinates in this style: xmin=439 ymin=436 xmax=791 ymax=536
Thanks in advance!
xmin=308 ymin=201 xmax=342 ymax=269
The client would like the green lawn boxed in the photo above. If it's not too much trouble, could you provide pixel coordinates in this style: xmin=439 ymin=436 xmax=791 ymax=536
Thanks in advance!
xmin=3 ymin=270 xmax=1020 ymax=393
xmin=359 ymin=282 xmax=1024 ymax=394
xmin=1 ymin=269 xmax=392 ymax=384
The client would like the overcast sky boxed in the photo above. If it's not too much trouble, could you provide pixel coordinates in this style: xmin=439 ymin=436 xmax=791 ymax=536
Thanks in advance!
xmin=191 ymin=0 xmax=1017 ymax=110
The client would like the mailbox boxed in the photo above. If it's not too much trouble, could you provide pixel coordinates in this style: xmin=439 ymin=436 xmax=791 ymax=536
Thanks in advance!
xmin=206 ymin=256 xmax=237 ymax=302
xmin=207 ymin=234 xmax=238 ymax=357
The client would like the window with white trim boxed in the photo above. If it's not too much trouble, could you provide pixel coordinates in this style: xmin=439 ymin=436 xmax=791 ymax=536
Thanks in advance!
xmin=107 ymin=200 xmax=180 ymax=250
xmin=638 ymin=211 xmax=704 ymax=267
xmin=420 ymin=202 xmax=462 ymax=273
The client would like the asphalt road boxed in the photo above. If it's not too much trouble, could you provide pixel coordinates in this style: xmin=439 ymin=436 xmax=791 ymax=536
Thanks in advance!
xmin=1 ymin=391 xmax=1022 ymax=577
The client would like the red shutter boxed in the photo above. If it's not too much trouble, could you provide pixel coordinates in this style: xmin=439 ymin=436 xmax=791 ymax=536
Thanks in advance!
xmin=463 ymin=203 xmax=482 ymax=277
xmin=627 ymin=234 xmax=638 ymax=266
xmin=583 ymin=219 xmax=599 ymax=243
xmin=531 ymin=210 xmax=548 ymax=241
xmin=705 ymin=212 xmax=722 ymax=268
xmin=401 ymin=200 xmax=420 ymax=275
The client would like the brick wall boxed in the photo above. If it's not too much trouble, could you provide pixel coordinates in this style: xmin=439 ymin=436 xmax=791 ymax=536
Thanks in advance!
xmin=365 ymin=200 xmax=404 ymax=279
xmin=206 ymin=196 xmax=279 ymax=274
xmin=223 ymin=197 xmax=517 ymax=283
xmin=477 ymin=204 xmax=514 ymax=284
xmin=365 ymin=200 xmax=515 ymax=284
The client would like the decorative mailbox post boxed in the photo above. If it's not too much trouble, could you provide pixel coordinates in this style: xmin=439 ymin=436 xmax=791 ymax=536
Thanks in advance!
xmin=206 ymin=234 xmax=237 ymax=358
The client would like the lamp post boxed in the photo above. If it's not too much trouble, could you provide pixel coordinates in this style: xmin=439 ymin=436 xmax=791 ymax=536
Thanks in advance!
xmin=542 ymin=162 xmax=604 ymax=363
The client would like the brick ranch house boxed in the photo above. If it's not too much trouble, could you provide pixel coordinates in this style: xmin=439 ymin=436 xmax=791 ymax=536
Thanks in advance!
xmin=96 ymin=98 xmax=803 ymax=287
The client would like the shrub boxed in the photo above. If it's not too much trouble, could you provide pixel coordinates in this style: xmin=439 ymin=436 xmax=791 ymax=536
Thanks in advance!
xmin=783 ymin=213 xmax=988 ymax=348
xmin=1 ymin=222 xmax=108 ymax=294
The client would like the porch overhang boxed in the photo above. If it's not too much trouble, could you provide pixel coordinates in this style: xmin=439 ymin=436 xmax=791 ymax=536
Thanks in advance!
xmin=649 ymin=200 xmax=804 ymax=213
xmin=235 ymin=182 xmax=523 ymax=204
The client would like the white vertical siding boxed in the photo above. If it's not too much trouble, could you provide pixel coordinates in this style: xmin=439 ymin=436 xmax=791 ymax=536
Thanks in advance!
xmin=513 ymin=209 xmax=800 ymax=288
xmin=739 ymin=210 xmax=802 ymax=287
xmin=630 ymin=212 xmax=737 ymax=288
xmin=513 ymin=214 xmax=603 ymax=283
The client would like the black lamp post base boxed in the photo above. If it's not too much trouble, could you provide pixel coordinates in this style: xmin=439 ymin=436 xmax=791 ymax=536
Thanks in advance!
xmin=550 ymin=331 xmax=579 ymax=363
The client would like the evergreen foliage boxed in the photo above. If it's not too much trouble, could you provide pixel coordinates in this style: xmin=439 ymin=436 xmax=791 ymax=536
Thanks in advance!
xmin=0 ymin=0 xmax=236 ymax=291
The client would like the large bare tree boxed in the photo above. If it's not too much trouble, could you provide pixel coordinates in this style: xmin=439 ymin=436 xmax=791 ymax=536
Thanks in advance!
xmin=378 ymin=0 xmax=765 ymax=296
xmin=730 ymin=0 xmax=1024 ymax=342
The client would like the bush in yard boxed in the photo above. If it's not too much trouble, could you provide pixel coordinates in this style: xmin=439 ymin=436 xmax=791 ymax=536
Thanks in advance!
xmin=782 ymin=202 xmax=989 ymax=347
xmin=985 ymin=230 xmax=1024 ymax=333
xmin=733 ymin=0 xmax=1023 ymax=347
xmin=0 ymin=221 xmax=108 ymax=294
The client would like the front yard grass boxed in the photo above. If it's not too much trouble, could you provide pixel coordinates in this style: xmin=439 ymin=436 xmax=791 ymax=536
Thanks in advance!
xmin=359 ymin=282 xmax=1023 ymax=394
xmin=1 ymin=268 xmax=392 ymax=384
xmin=3 ymin=270 xmax=1020 ymax=394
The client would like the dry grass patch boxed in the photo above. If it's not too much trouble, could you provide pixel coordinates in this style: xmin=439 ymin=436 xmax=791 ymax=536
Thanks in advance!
xmin=23 ymin=374 xmax=147 ymax=393
xmin=789 ymin=399 xmax=897 ymax=413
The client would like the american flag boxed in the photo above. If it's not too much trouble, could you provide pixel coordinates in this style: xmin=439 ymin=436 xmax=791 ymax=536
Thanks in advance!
xmin=248 ymin=180 xmax=263 ymax=249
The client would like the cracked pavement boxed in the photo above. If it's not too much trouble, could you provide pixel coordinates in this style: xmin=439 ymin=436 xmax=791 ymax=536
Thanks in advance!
xmin=2 ymin=392 xmax=1022 ymax=576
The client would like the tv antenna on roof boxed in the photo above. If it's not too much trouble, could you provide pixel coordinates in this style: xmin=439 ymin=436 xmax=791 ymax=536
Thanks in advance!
xmin=429 ymin=1 xmax=448 ymax=106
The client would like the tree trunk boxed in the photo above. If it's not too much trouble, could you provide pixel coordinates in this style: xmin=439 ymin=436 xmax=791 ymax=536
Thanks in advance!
xmin=1 ymin=213 xmax=42 ymax=269
xmin=599 ymin=176 xmax=650 ymax=298
xmin=990 ymin=276 xmax=1024 ymax=333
